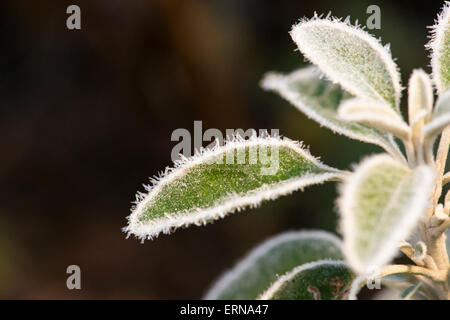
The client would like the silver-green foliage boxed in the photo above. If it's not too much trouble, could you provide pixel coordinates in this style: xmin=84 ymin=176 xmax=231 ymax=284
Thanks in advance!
xmin=259 ymin=260 xmax=354 ymax=300
xmin=125 ymin=3 xmax=450 ymax=300
xmin=124 ymin=137 xmax=343 ymax=240
xmin=339 ymin=155 xmax=435 ymax=274
xmin=204 ymin=231 xmax=343 ymax=299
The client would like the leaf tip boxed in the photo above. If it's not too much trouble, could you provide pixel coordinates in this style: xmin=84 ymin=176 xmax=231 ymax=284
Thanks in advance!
xmin=427 ymin=1 xmax=450 ymax=93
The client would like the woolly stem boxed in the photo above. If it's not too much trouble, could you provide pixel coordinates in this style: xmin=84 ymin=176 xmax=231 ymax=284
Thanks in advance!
xmin=377 ymin=264 xmax=447 ymax=282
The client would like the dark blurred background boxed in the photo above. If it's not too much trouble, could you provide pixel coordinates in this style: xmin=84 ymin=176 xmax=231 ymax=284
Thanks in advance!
xmin=0 ymin=0 xmax=444 ymax=299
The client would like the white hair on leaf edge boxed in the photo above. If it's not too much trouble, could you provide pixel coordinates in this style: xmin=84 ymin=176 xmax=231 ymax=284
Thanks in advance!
xmin=203 ymin=230 xmax=342 ymax=299
xmin=338 ymin=98 xmax=410 ymax=141
xmin=261 ymin=67 xmax=405 ymax=162
xmin=258 ymin=260 xmax=346 ymax=300
xmin=123 ymin=134 xmax=344 ymax=241
xmin=427 ymin=1 xmax=450 ymax=94
xmin=338 ymin=154 xmax=436 ymax=274
xmin=290 ymin=14 xmax=402 ymax=109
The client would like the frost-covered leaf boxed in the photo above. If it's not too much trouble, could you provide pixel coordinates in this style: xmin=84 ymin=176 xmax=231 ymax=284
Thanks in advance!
xmin=204 ymin=230 xmax=343 ymax=300
xmin=290 ymin=16 xmax=402 ymax=109
xmin=338 ymin=154 xmax=436 ymax=274
xmin=424 ymin=90 xmax=450 ymax=139
xmin=338 ymin=98 xmax=410 ymax=140
xmin=124 ymin=136 xmax=344 ymax=240
xmin=261 ymin=67 xmax=404 ymax=160
xmin=259 ymin=260 xmax=354 ymax=300
xmin=428 ymin=2 xmax=450 ymax=94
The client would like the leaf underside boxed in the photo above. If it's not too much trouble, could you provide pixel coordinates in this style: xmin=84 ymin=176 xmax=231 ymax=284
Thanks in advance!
xmin=261 ymin=67 xmax=402 ymax=158
xmin=338 ymin=98 xmax=410 ymax=140
xmin=259 ymin=260 xmax=354 ymax=300
xmin=204 ymin=230 xmax=343 ymax=300
xmin=339 ymin=154 xmax=435 ymax=274
xmin=125 ymin=136 xmax=342 ymax=240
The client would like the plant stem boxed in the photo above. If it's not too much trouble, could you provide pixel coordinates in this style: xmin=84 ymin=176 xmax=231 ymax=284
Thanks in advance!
xmin=432 ymin=219 xmax=450 ymax=239
xmin=424 ymin=138 xmax=436 ymax=165
xmin=433 ymin=126 xmax=450 ymax=207
xmin=442 ymin=171 xmax=450 ymax=186
xmin=377 ymin=264 xmax=447 ymax=282
xmin=423 ymin=126 xmax=450 ymax=284
xmin=404 ymin=139 xmax=416 ymax=167
xmin=387 ymin=138 xmax=408 ymax=166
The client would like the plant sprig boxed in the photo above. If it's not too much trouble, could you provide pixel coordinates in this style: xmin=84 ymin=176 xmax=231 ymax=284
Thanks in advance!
xmin=125 ymin=3 xmax=450 ymax=300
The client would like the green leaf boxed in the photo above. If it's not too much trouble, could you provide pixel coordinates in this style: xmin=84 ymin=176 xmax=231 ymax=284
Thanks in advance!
xmin=338 ymin=154 xmax=436 ymax=274
xmin=259 ymin=260 xmax=354 ymax=300
xmin=338 ymin=98 xmax=410 ymax=141
xmin=424 ymin=90 xmax=450 ymax=139
xmin=428 ymin=2 xmax=450 ymax=94
xmin=261 ymin=67 xmax=405 ymax=161
xmin=204 ymin=230 xmax=343 ymax=300
xmin=124 ymin=136 xmax=344 ymax=240
xmin=290 ymin=16 xmax=402 ymax=109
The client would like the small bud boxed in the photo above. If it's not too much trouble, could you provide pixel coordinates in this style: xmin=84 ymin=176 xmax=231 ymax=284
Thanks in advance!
xmin=399 ymin=241 xmax=414 ymax=257
xmin=408 ymin=69 xmax=433 ymax=127
xmin=412 ymin=241 xmax=427 ymax=261
xmin=407 ymin=70 xmax=433 ymax=162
